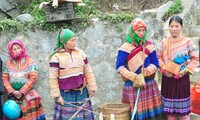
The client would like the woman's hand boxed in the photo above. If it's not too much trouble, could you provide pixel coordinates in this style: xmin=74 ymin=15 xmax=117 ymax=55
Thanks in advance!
xmin=12 ymin=91 xmax=23 ymax=99
xmin=56 ymin=96 xmax=64 ymax=105
xmin=89 ymin=91 xmax=95 ymax=98
xmin=178 ymin=69 xmax=187 ymax=78
xmin=165 ymin=71 xmax=173 ymax=78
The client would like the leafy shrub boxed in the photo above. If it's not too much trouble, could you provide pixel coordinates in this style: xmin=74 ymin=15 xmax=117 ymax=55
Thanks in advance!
xmin=167 ymin=0 xmax=183 ymax=14
xmin=0 ymin=19 xmax=24 ymax=32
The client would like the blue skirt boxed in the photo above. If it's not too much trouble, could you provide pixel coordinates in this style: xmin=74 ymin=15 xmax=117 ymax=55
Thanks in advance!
xmin=53 ymin=87 xmax=94 ymax=120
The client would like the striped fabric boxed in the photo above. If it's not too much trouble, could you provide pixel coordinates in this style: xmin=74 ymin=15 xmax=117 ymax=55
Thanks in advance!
xmin=6 ymin=95 xmax=45 ymax=120
xmin=116 ymin=41 xmax=158 ymax=80
xmin=49 ymin=48 xmax=97 ymax=97
xmin=157 ymin=36 xmax=199 ymax=74
xmin=54 ymin=88 xmax=94 ymax=120
xmin=2 ymin=57 xmax=46 ymax=120
xmin=49 ymin=48 xmax=96 ymax=120
xmin=116 ymin=41 xmax=163 ymax=119
xmin=122 ymin=79 xmax=163 ymax=120
xmin=157 ymin=36 xmax=199 ymax=115
xmin=161 ymin=75 xmax=191 ymax=115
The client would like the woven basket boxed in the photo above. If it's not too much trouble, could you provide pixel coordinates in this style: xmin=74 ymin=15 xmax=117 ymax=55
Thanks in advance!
xmin=98 ymin=103 xmax=131 ymax=120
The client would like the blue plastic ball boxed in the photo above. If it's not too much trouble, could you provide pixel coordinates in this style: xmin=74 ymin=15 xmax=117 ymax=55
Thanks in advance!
xmin=2 ymin=100 xmax=21 ymax=120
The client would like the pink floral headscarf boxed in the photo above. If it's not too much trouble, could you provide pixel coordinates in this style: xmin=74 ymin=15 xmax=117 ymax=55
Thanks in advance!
xmin=7 ymin=40 xmax=29 ymax=59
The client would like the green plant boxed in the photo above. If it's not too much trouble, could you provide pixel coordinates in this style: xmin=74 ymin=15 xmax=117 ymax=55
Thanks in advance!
xmin=0 ymin=0 xmax=137 ymax=32
xmin=0 ymin=19 xmax=24 ymax=32
xmin=167 ymin=0 xmax=183 ymax=14
xmin=75 ymin=0 xmax=100 ymax=19
xmin=114 ymin=24 xmax=123 ymax=33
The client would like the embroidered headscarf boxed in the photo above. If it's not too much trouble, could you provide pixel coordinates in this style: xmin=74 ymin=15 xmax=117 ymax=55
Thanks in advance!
xmin=7 ymin=40 xmax=29 ymax=60
xmin=126 ymin=18 xmax=147 ymax=46
xmin=49 ymin=29 xmax=76 ymax=59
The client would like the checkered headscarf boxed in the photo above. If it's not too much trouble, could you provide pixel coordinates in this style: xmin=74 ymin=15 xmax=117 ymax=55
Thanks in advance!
xmin=126 ymin=18 xmax=147 ymax=46
xmin=131 ymin=18 xmax=147 ymax=31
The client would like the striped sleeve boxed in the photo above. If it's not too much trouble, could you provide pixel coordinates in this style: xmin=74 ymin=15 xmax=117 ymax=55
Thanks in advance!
xmin=20 ymin=58 xmax=38 ymax=95
xmin=144 ymin=50 xmax=158 ymax=76
xmin=143 ymin=44 xmax=158 ymax=76
xmin=49 ymin=54 xmax=60 ymax=97
xmin=157 ymin=40 xmax=167 ymax=70
xmin=116 ymin=43 xmax=138 ymax=81
xmin=185 ymin=39 xmax=199 ymax=74
xmin=82 ymin=51 xmax=97 ymax=91
xmin=116 ymin=50 xmax=137 ymax=82
xmin=2 ymin=66 xmax=14 ymax=94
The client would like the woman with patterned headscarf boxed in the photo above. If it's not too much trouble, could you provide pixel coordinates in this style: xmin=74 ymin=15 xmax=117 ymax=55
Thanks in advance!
xmin=116 ymin=18 xmax=163 ymax=119
xmin=2 ymin=40 xmax=46 ymax=120
xmin=49 ymin=29 xmax=97 ymax=120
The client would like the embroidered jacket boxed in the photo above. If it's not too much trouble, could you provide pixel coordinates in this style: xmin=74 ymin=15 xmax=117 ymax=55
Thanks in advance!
xmin=157 ymin=37 xmax=199 ymax=74
xmin=49 ymin=48 xmax=97 ymax=97
xmin=2 ymin=57 xmax=38 ymax=95
xmin=116 ymin=41 xmax=158 ymax=85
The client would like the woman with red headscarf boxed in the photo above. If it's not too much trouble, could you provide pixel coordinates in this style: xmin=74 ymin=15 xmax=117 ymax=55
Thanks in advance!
xmin=116 ymin=18 xmax=163 ymax=119
xmin=2 ymin=40 xmax=46 ymax=120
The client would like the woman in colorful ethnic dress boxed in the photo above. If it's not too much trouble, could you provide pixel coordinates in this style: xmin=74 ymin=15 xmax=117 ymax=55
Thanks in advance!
xmin=2 ymin=40 xmax=46 ymax=120
xmin=49 ymin=29 xmax=97 ymax=120
xmin=157 ymin=16 xmax=199 ymax=120
xmin=116 ymin=18 xmax=163 ymax=120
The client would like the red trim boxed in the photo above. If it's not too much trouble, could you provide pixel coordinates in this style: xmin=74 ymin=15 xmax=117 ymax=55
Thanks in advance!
xmin=127 ymin=46 xmax=150 ymax=61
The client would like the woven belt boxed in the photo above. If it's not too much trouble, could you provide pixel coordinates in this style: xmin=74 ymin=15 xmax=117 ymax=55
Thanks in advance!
xmin=145 ymin=73 xmax=156 ymax=79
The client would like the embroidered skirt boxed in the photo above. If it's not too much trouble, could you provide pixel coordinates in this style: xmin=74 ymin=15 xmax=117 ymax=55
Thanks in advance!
xmin=161 ymin=74 xmax=190 ymax=115
xmin=4 ymin=96 xmax=46 ymax=120
xmin=54 ymin=87 xmax=94 ymax=120
xmin=122 ymin=79 xmax=163 ymax=120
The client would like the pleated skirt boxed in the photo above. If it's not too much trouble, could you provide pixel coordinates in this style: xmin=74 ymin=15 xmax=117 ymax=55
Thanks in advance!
xmin=161 ymin=74 xmax=190 ymax=115
xmin=4 ymin=96 xmax=46 ymax=120
xmin=122 ymin=79 xmax=163 ymax=120
xmin=54 ymin=87 xmax=94 ymax=120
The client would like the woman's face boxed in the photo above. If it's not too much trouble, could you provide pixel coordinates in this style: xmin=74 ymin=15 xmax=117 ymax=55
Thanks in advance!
xmin=12 ymin=44 xmax=22 ymax=55
xmin=64 ymin=37 xmax=77 ymax=50
xmin=134 ymin=27 xmax=146 ymax=38
xmin=169 ymin=21 xmax=183 ymax=37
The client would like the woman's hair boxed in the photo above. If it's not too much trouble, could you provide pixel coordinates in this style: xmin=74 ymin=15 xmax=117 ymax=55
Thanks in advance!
xmin=169 ymin=16 xmax=183 ymax=26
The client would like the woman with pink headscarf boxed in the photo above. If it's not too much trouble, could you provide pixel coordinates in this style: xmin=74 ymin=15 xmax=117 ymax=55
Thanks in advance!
xmin=116 ymin=18 xmax=163 ymax=119
xmin=2 ymin=40 xmax=46 ymax=120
